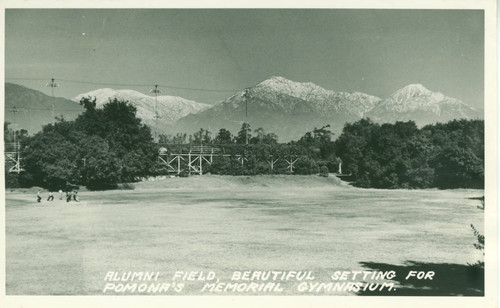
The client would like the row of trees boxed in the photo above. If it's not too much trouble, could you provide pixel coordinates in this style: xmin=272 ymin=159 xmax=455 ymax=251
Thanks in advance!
xmin=335 ymin=118 xmax=484 ymax=189
xmin=6 ymin=95 xmax=484 ymax=190
xmin=158 ymin=124 xmax=278 ymax=145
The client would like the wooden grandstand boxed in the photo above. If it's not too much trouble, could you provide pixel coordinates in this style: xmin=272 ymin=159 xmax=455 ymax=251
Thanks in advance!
xmin=4 ymin=142 xmax=24 ymax=174
xmin=158 ymin=144 xmax=303 ymax=175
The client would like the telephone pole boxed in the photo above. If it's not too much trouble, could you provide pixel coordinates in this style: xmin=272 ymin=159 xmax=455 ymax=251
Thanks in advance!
xmin=243 ymin=88 xmax=250 ymax=145
xmin=45 ymin=78 xmax=59 ymax=119
xmin=150 ymin=85 xmax=162 ymax=141
xmin=7 ymin=107 xmax=24 ymax=173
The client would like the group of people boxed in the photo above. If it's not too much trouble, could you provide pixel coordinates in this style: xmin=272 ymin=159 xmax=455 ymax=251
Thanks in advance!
xmin=36 ymin=189 xmax=80 ymax=203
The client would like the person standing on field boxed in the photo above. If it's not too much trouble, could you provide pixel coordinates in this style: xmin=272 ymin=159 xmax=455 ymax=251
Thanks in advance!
xmin=58 ymin=189 xmax=63 ymax=200
xmin=36 ymin=191 xmax=42 ymax=203
xmin=47 ymin=192 xmax=54 ymax=201
xmin=73 ymin=190 xmax=79 ymax=202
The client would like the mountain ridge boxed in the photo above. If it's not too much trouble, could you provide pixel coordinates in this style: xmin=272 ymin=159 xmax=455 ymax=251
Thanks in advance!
xmin=73 ymin=88 xmax=211 ymax=124
xmin=173 ymin=76 xmax=481 ymax=141
xmin=366 ymin=83 xmax=481 ymax=124
xmin=5 ymin=83 xmax=83 ymax=134
xmin=6 ymin=78 xmax=483 ymax=140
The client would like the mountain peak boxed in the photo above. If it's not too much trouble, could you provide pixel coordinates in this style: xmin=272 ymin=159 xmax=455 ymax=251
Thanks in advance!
xmin=367 ymin=82 xmax=481 ymax=125
xmin=388 ymin=83 xmax=439 ymax=104
xmin=268 ymin=76 xmax=288 ymax=81
xmin=399 ymin=83 xmax=431 ymax=94
xmin=403 ymin=83 xmax=428 ymax=90
xmin=73 ymin=88 xmax=210 ymax=125
xmin=257 ymin=76 xmax=295 ymax=87
xmin=256 ymin=76 xmax=327 ymax=94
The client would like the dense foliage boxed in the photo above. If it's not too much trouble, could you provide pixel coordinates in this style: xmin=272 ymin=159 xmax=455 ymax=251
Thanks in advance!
xmin=291 ymin=124 xmax=340 ymax=172
xmin=205 ymin=143 xmax=319 ymax=176
xmin=8 ymin=109 xmax=483 ymax=190
xmin=159 ymin=123 xmax=278 ymax=145
xmin=19 ymin=98 xmax=157 ymax=190
xmin=334 ymin=118 xmax=484 ymax=189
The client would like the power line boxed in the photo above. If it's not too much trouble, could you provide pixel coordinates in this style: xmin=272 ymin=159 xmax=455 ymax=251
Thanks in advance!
xmin=6 ymin=107 xmax=82 ymax=112
xmin=7 ymin=77 xmax=240 ymax=93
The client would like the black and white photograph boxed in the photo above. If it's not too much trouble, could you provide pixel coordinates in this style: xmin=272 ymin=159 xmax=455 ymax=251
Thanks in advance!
xmin=1 ymin=1 xmax=497 ymax=307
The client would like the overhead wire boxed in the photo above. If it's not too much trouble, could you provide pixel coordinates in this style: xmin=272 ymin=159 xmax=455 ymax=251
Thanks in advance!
xmin=6 ymin=77 xmax=240 ymax=93
xmin=5 ymin=76 xmax=244 ymax=113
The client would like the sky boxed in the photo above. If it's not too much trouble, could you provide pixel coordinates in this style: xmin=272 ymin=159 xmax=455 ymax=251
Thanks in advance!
xmin=5 ymin=9 xmax=484 ymax=107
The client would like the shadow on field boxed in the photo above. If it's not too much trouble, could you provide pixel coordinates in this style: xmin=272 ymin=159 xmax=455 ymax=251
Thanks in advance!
xmin=356 ymin=261 xmax=484 ymax=296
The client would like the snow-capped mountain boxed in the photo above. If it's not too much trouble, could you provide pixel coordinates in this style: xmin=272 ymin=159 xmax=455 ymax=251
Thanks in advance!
xmin=174 ymin=76 xmax=382 ymax=141
xmin=174 ymin=77 xmax=482 ymax=141
xmin=254 ymin=76 xmax=381 ymax=117
xmin=5 ymin=79 xmax=483 ymax=140
xmin=73 ymin=88 xmax=210 ymax=125
xmin=367 ymin=84 xmax=482 ymax=125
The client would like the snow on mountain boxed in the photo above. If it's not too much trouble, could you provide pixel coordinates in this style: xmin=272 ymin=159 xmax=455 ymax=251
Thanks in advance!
xmin=72 ymin=79 xmax=482 ymax=141
xmin=7 ymin=79 xmax=481 ymax=141
xmin=253 ymin=76 xmax=381 ymax=117
xmin=174 ymin=76 xmax=383 ymax=141
xmin=73 ymin=88 xmax=210 ymax=124
xmin=367 ymin=84 xmax=482 ymax=124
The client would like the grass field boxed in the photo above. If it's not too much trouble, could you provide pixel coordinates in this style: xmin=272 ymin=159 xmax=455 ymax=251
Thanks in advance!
xmin=5 ymin=175 xmax=484 ymax=295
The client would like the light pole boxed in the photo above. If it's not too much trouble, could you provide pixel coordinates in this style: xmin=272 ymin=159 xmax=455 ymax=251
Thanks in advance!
xmin=45 ymin=78 xmax=59 ymax=119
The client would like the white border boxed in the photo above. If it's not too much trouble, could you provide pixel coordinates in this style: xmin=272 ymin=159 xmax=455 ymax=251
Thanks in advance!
xmin=0 ymin=1 xmax=497 ymax=307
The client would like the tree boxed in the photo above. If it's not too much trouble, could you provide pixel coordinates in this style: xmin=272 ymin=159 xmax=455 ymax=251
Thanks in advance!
xmin=191 ymin=128 xmax=212 ymax=145
xmin=433 ymin=146 xmax=483 ymax=189
xmin=214 ymin=128 xmax=233 ymax=144
xmin=20 ymin=97 xmax=157 ymax=190
xmin=76 ymin=135 xmax=121 ymax=189
xmin=334 ymin=118 xmax=484 ymax=189
xmin=250 ymin=128 xmax=278 ymax=145
xmin=425 ymin=119 xmax=484 ymax=189
xmin=4 ymin=122 xmax=29 ymax=144
xmin=252 ymin=127 xmax=266 ymax=144
xmin=235 ymin=123 xmax=252 ymax=144
xmin=262 ymin=132 xmax=279 ymax=144
xmin=172 ymin=132 xmax=187 ymax=144
xmin=22 ymin=129 xmax=80 ymax=190
xmin=158 ymin=134 xmax=171 ymax=144
xmin=295 ymin=124 xmax=335 ymax=160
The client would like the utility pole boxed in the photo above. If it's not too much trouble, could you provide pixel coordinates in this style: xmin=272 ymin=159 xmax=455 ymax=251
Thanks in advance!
xmin=150 ymin=85 xmax=162 ymax=141
xmin=45 ymin=78 xmax=59 ymax=119
xmin=9 ymin=107 xmax=20 ymax=149
xmin=243 ymin=88 xmax=250 ymax=145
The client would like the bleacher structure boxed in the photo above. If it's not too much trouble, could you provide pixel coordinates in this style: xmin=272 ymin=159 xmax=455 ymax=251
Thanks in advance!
xmin=158 ymin=145 xmax=241 ymax=175
xmin=4 ymin=142 xmax=23 ymax=174
xmin=158 ymin=145 xmax=302 ymax=175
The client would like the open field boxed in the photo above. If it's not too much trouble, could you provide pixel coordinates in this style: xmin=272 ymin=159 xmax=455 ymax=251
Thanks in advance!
xmin=5 ymin=175 xmax=484 ymax=295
